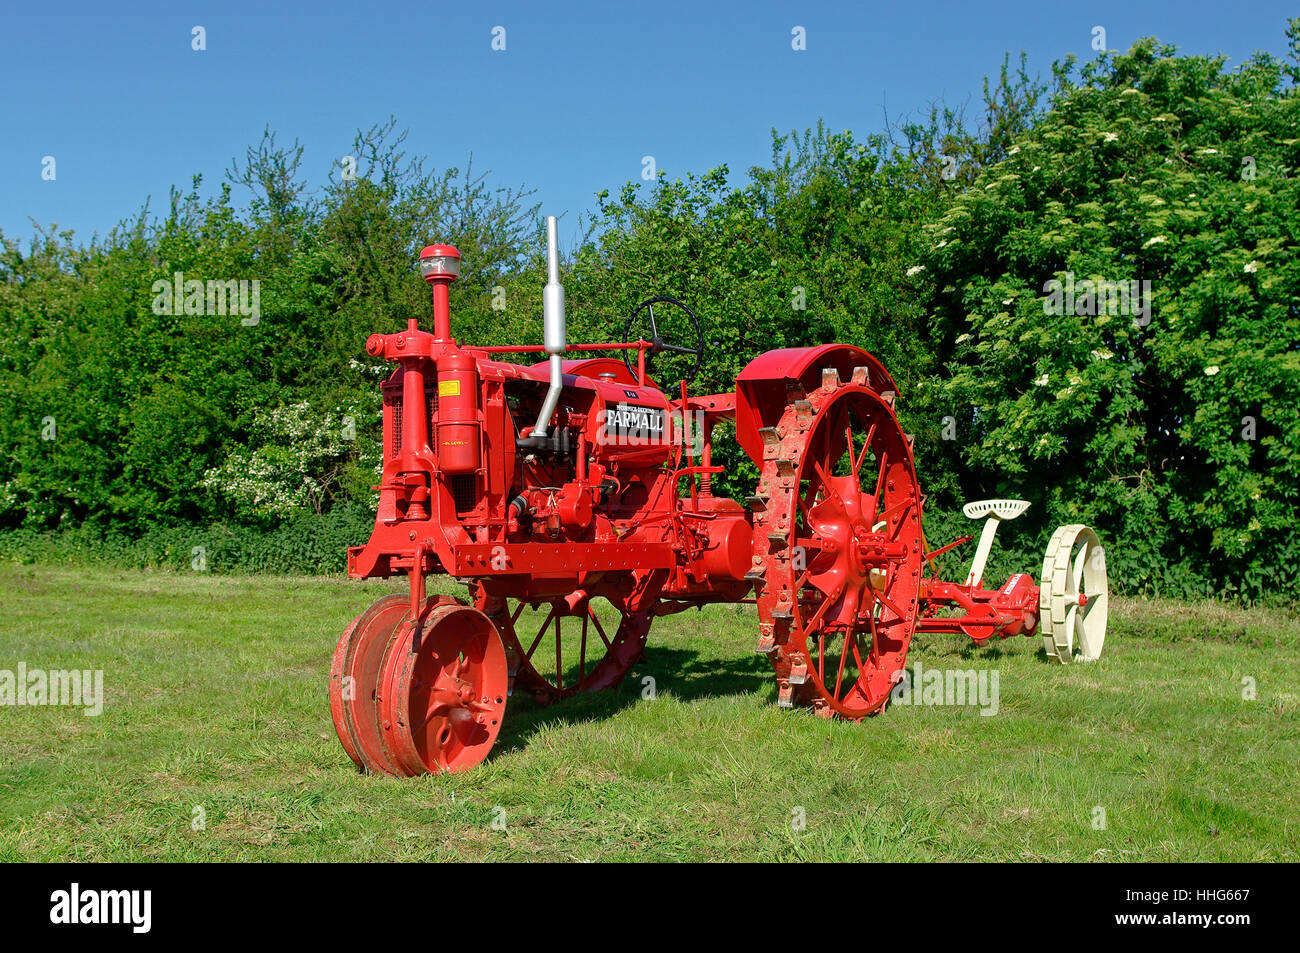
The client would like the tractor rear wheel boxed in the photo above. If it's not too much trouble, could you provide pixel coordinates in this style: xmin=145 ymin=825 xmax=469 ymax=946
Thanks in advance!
xmin=751 ymin=367 xmax=924 ymax=718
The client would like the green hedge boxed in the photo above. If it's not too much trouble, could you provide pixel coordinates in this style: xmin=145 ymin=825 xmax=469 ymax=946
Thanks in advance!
xmin=0 ymin=506 xmax=373 ymax=576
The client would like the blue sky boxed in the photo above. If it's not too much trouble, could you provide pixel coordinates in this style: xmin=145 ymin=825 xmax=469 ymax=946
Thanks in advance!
xmin=1 ymin=0 xmax=1294 ymax=250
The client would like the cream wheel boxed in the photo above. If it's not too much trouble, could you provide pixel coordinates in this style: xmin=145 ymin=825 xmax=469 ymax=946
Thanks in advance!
xmin=1038 ymin=524 xmax=1108 ymax=663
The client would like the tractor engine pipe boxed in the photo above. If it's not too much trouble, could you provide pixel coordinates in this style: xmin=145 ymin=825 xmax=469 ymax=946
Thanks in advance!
xmin=531 ymin=216 xmax=566 ymax=438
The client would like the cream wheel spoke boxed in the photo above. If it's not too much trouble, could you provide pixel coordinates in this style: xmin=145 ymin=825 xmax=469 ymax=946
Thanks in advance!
xmin=1071 ymin=544 xmax=1087 ymax=598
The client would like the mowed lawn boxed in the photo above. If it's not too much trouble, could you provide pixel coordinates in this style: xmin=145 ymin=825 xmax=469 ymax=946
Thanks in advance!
xmin=0 ymin=562 xmax=1296 ymax=862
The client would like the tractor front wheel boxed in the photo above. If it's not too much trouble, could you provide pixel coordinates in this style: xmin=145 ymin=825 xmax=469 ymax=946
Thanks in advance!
xmin=329 ymin=595 xmax=509 ymax=776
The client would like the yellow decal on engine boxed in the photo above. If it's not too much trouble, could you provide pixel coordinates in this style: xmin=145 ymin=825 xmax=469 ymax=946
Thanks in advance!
xmin=438 ymin=379 xmax=461 ymax=397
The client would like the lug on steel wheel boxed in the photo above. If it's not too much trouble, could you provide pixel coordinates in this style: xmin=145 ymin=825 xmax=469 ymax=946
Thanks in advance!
xmin=475 ymin=588 xmax=652 ymax=703
xmin=1039 ymin=524 xmax=1109 ymax=663
xmin=752 ymin=367 xmax=924 ymax=718
xmin=329 ymin=594 xmax=508 ymax=776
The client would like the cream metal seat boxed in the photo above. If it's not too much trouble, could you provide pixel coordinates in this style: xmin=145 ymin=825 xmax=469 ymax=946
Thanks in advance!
xmin=962 ymin=499 xmax=1030 ymax=521
xmin=961 ymin=499 xmax=1030 ymax=587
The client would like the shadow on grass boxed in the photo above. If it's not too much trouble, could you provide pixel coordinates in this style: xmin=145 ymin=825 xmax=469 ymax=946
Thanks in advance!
xmin=491 ymin=645 xmax=771 ymax=758
xmin=956 ymin=642 xmax=1010 ymax=661
xmin=922 ymin=634 xmax=1050 ymax=664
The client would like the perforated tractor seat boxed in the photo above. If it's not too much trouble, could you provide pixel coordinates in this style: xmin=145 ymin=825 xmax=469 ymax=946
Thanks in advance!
xmin=962 ymin=499 xmax=1030 ymax=521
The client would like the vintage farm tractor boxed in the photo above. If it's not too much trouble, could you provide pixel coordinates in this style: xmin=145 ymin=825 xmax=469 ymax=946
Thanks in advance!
xmin=328 ymin=217 xmax=1109 ymax=777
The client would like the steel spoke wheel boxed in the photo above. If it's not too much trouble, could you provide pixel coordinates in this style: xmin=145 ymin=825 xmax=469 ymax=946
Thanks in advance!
xmin=1039 ymin=524 xmax=1108 ymax=663
xmin=753 ymin=368 xmax=923 ymax=718
xmin=476 ymin=589 xmax=652 ymax=703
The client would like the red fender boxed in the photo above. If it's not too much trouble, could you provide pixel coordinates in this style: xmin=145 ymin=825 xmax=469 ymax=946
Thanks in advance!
xmin=734 ymin=344 xmax=898 ymax=465
xmin=526 ymin=356 xmax=659 ymax=389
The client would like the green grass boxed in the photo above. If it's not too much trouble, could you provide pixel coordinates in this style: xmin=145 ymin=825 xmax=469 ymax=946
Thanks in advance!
xmin=1 ymin=562 xmax=1297 ymax=861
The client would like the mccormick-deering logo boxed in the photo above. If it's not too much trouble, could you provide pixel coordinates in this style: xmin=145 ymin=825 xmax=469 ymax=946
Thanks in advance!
xmin=600 ymin=401 xmax=666 ymax=444
xmin=50 ymin=883 xmax=151 ymax=933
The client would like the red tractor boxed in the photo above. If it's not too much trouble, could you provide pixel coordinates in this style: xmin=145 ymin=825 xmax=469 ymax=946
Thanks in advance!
xmin=329 ymin=217 xmax=1109 ymax=776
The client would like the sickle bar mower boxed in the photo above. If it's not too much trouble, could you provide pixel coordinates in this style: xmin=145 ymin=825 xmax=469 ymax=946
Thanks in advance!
xmin=328 ymin=217 xmax=1110 ymax=776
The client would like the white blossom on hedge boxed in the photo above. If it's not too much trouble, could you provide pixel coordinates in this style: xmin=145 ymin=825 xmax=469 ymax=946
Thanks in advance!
xmin=202 ymin=401 xmax=377 ymax=517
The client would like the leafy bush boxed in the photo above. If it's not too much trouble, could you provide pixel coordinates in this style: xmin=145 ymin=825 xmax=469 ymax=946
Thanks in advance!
xmin=917 ymin=37 xmax=1300 ymax=603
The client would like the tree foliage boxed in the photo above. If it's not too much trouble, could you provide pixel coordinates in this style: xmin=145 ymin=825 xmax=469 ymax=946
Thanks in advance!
xmin=919 ymin=37 xmax=1300 ymax=599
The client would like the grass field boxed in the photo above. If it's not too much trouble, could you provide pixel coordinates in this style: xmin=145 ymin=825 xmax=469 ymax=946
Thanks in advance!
xmin=1 ymin=562 xmax=1297 ymax=862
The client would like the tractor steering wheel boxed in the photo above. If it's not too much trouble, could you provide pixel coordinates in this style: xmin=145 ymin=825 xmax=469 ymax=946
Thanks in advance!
xmin=621 ymin=295 xmax=705 ymax=387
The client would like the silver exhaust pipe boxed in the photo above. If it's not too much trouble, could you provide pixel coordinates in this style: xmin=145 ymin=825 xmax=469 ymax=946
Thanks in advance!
xmin=531 ymin=215 xmax=566 ymax=437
